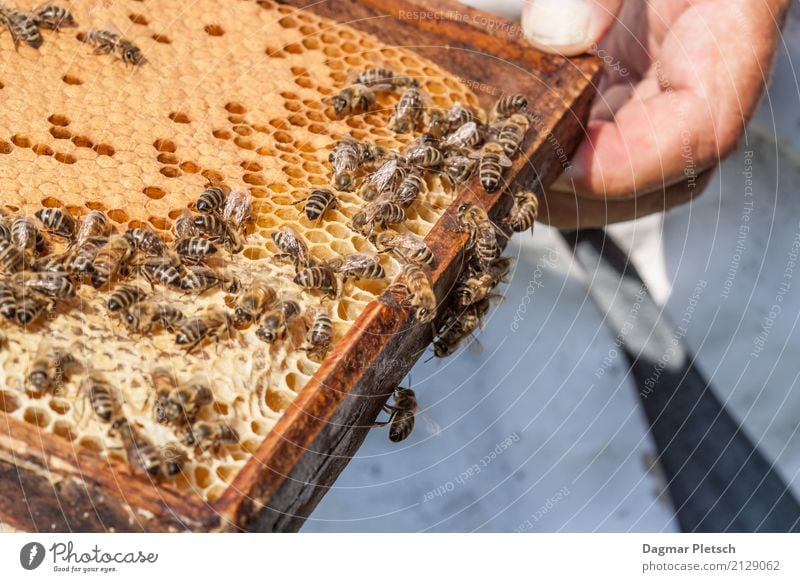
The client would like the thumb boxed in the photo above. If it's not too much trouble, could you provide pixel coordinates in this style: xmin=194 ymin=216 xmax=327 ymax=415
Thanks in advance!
xmin=522 ymin=0 xmax=623 ymax=56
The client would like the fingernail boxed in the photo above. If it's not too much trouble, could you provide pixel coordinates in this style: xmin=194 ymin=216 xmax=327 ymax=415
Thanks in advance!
xmin=522 ymin=0 xmax=620 ymax=56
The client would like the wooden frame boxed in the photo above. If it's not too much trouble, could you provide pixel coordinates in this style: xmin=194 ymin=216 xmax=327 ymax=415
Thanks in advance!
xmin=0 ymin=0 xmax=601 ymax=532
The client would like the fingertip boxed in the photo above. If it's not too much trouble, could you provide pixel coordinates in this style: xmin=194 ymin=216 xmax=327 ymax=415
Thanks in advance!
xmin=522 ymin=0 xmax=622 ymax=56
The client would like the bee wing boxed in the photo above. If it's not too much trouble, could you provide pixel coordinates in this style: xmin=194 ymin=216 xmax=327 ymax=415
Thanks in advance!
xmin=222 ymin=188 xmax=253 ymax=228
xmin=498 ymin=151 xmax=514 ymax=168
xmin=340 ymin=252 xmax=379 ymax=272
xmin=173 ymin=209 xmax=196 ymax=239
xmin=421 ymin=413 xmax=442 ymax=437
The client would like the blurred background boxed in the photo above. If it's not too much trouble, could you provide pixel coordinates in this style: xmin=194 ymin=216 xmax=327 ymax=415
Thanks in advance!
xmin=304 ymin=1 xmax=800 ymax=532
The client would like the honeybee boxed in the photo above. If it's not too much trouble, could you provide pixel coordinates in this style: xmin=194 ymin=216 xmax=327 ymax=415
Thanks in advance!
xmin=233 ymin=280 xmax=277 ymax=327
xmin=155 ymin=378 xmax=213 ymax=427
xmin=13 ymin=270 xmax=76 ymax=300
xmin=75 ymin=210 xmax=110 ymax=247
xmin=195 ymin=186 xmax=226 ymax=214
xmin=124 ymin=227 xmax=166 ymax=256
xmin=81 ymin=373 xmax=117 ymax=423
xmin=124 ymin=302 xmax=185 ymax=334
xmin=390 ymin=87 xmax=425 ymax=133
xmin=375 ymin=387 xmax=417 ymax=443
xmin=470 ymin=142 xmax=513 ymax=192
xmin=425 ymin=108 xmax=449 ymax=140
xmin=443 ymin=155 xmax=477 ymax=187
xmin=328 ymin=139 xmax=362 ymax=192
xmin=390 ymin=263 xmax=436 ymax=323
xmin=271 ymin=226 xmax=310 ymax=268
xmin=60 ymin=236 xmax=108 ymax=277
xmin=174 ymin=307 xmax=234 ymax=353
xmin=404 ymin=137 xmax=442 ymax=169
xmin=34 ymin=4 xmax=76 ymax=31
xmin=90 ymin=234 xmax=134 ymax=288
xmin=0 ymin=280 xmax=17 ymax=320
xmin=356 ymin=140 xmax=386 ymax=169
xmin=355 ymin=67 xmax=417 ymax=89
xmin=110 ymin=418 xmax=182 ymax=478
xmin=82 ymin=28 xmax=146 ymax=66
xmin=0 ymin=239 xmax=25 ymax=273
xmin=357 ymin=158 xmax=406 ymax=201
xmin=331 ymin=83 xmax=378 ymax=115
xmin=3 ymin=9 xmax=43 ymax=49
xmin=173 ymin=209 xmax=197 ymax=240
xmin=303 ymin=309 xmax=333 ymax=362
xmin=106 ymin=284 xmax=146 ymax=312
xmin=445 ymin=102 xmax=477 ymax=129
xmin=441 ymin=121 xmax=482 ymax=152
xmin=35 ymin=208 xmax=76 ymax=239
xmin=492 ymin=113 xmax=530 ymax=158
xmin=27 ymin=343 xmax=79 ymax=396
xmin=373 ymin=231 xmax=435 ymax=267
xmin=293 ymin=266 xmax=338 ymax=298
xmin=491 ymin=93 xmax=528 ymax=120
xmin=390 ymin=170 xmax=424 ymax=208
xmin=221 ymin=188 xmax=253 ymax=232
xmin=458 ymin=203 xmax=503 ymax=270
xmin=507 ymin=189 xmax=539 ymax=233
xmin=175 ymin=236 xmax=218 ymax=262
xmin=180 ymin=264 xmax=240 ymax=294
xmin=191 ymin=214 xmax=243 ymax=253
xmin=454 ymin=271 xmax=499 ymax=307
xmin=138 ymin=253 xmax=182 ymax=289
xmin=294 ymin=188 xmax=338 ymax=221
xmin=433 ymin=298 xmax=490 ymax=358
xmin=256 ymin=300 xmax=301 ymax=344
xmin=11 ymin=216 xmax=45 ymax=256
xmin=181 ymin=420 xmax=238 ymax=453
xmin=350 ymin=200 xmax=406 ymax=236
xmin=336 ymin=253 xmax=385 ymax=280
xmin=15 ymin=291 xmax=51 ymax=326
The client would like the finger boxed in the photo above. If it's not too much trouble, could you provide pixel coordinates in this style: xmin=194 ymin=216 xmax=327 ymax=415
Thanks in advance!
xmin=521 ymin=0 xmax=623 ymax=57
xmin=538 ymin=170 xmax=713 ymax=229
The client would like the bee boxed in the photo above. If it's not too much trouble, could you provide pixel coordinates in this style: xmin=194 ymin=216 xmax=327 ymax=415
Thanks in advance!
xmin=507 ymin=189 xmax=539 ymax=233
xmin=3 ymin=9 xmax=43 ymax=49
xmin=336 ymin=253 xmax=385 ymax=280
xmin=13 ymin=270 xmax=76 ymax=300
xmin=75 ymin=211 xmax=110 ymax=247
xmin=35 ymin=208 xmax=76 ymax=239
xmin=303 ymin=309 xmax=333 ymax=362
xmin=124 ymin=302 xmax=185 ymax=334
xmin=82 ymin=28 xmax=146 ymax=66
xmin=444 ymin=155 xmax=477 ymax=187
xmin=271 ymin=226 xmax=310 ymax=268
xmin=221 ymin=188 xmax=253 ymax=232
xmin=390 ymin=263 xmax=436 ymax=323
xmin=376 ymin=387 xmax=417 ymax=443
xmin=356 ymin=140 xmax=386 ymax=169
xmin=191 ymin=214 xmax=243 ymax=253
xmin=124 ymin=227 xmax=166 ymax=257
xmin=294 ymin=188 xmax=338 ymax=221
xmin=445 ymin=102 xmax=477 ymax=129
xmin=389 ymin=87 xmax=425 ymax=133
xmin=92 ymin=235 xmax=135 ymax=289
xmin=34 ymin=4 xmax=76 ymax=31
xmin=454 ymin=271 xmax=500 ymax=307
xmin=11 ymin=216 xmax=45 ymax=257
xmin=493 ymin=113 xmax=530 ymax=158
xmin=81 ymin=373 xmax=117 ymax=423
xmin=233 ymin=280 xmax=277 ymax=327
xmin=390 ymin=170 xmax=424 ymax=208
xmin=328 ymin=139 xmax=362 ymax=192
xmin=175 ymin=236 xmax=218 ymax=262
xmin=331 ymin=83 xmax=378 ymax=115
xmin=180 ymin=264 xmax=240 ymax=294
xmin=155 ymin=377 xmax=213 ymax=427
xmin=0 ymin=280 xmax=17 ymax=320
xmin=174 ymin=307 xmax=234 ymax=353
xmin=111 ymin=418 xmax=181 ymax=478
xmin=441 ymin=121 xmax=482 ymax=152
xmin=350 ymin=200 xmax=406 ymax=236
xmin=458 ymin=203 xmax=503 ymax=270
xmin=355 ymin=67 xmax=417 ymax=89
xmin=293 ymin=266 xmax=338 ymax=298
xmin=173 ymin=209 xmax=197 ymax=239
xmin=357 ymin=158 xmax=406 ymax=201
xmin=0 ymin=239 xmax=25 ymax=273
xmin=15 ymin=291 xmax=51 ymax=325
xmin=27 ymin=344 xmax=79 ymax=396
xmin=138 ymin=253 xmax=182 ymax=290
xmin=106 ymin=284 xmax=146 ymax=312
xmin=491 ymin=93 xmax=528 ymax=120
xmin=61 ymin=236 xmax=108 ymax=277
xmin=195 ymin=186 xmax=226 ymax=214
xmin=256 ymin=300 xmax=301 ymax=344
xmin=181 ymin=421 xmax=238 ymax=453
xmin=425 ymin=108 xmax=449 ymax=139
xmin=433 ymin=298 xmax=490 ymax=358
xmin=470 ymin=142 xmax=513 ymax=192
xmin=373 ymin=231 xmax=435 ymax=267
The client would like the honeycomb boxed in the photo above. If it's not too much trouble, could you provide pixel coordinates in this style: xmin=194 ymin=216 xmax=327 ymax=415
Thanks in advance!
xmin=0 ymin=0 xmax=480 ymax=502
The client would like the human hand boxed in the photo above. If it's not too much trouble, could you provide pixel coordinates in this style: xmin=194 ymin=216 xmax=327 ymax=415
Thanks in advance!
xmin=520 ymin=0 xmax=791 ymax=228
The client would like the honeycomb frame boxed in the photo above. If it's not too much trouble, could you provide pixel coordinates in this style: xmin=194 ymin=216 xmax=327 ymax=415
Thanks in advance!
xmin=0 ymin=0 xmax=601 ymax=531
